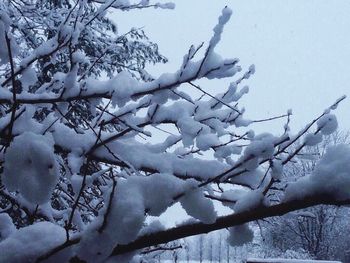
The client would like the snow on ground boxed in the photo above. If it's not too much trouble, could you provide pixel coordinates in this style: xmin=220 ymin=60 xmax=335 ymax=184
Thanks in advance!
xmin=161 ymin=260 xmax=342 ymax=263
xmin=247 ymin=259 xmax=341 ymax=263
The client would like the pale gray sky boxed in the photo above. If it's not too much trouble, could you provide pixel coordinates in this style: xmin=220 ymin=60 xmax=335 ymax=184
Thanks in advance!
xmin=112 ymin=1 xmax=350 ymax=226
xmin=114 ymin=0 xmax=350 ymax=134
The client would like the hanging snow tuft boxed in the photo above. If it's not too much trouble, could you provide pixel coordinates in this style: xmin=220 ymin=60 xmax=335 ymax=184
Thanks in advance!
xmin=0 ymin=213 xmax=15 ymax=241
xmin=180 ymin=189 xmax=217 ymax=224
xmin=155 ymin=2 xmax=175 ymax=9
xmin=303 ymin=133 xmax=323 ymax=146
xmin=316 ymin=114 xmax=338 ymax=135
xmin=227 ymin=223 xmax=254 ymax=247
xmin=2 ymin=132 xmax=59 ymax=204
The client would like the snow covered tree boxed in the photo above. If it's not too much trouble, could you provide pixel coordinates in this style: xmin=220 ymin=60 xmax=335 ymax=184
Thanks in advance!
xmin=208 ymin=236 xmax=214 ymax=263
xmin=226 ymin=241 xmax=230 ymax=263
xmin=0 ymin=1 xmax=349 ymax=262
xmin=262 ymin=132 xmax=350 ymax=261
xmin=198 ymin=235 xmax=204 ymax=263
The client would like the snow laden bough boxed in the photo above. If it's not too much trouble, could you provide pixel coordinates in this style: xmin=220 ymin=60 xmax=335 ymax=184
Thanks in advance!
xmin=0 ymin=1 xmax=348 ymax=263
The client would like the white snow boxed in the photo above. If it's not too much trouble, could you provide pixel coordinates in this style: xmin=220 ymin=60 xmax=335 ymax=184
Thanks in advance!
xmin=2 ymin=132 xmax=59 ymax=204
xmin=227 ymin=223 xmax=254 ymax=246
xmin=93 ymin=137 xmax=229 ymax=180
xmin=111 ymin=71 xmax=141 ymax=107
xmin=247 ymin=259 xmax=341 ymax=263
xmin=303 ymin=133 xmax=323 ymax=146
xmin=180 ymin=189 xmax=217 ymax=224
xmin=221 ymin=188 xmax=247 ymax=209
xmin=0 ymin=2 xmax=347 ymax=262
xmin=284 ymin=144 xmax=350 ymax=202
xmin=316 ymin=114 xmax=338 ymax=135
xmin=0 ymin=213 xmax=15 ymax=240
xmin=0 ymin=222 xmax=65 ymax=263
xmin=76 ymin=174 xmax=194 ymax=260
xmin=196 ymin=133 xmax=221 ymax=151
xmin=244 ymin=133 xmax=276 ymax=159
xmin=233 ymin=189 xmax=265 ymax=213
xmin=271 ymin=160 xmax=283 ymax=180
xmin=155 ymin=2 xmax=175 ymax=9
xmin=20 ymin=67 xmax=37 ymax=91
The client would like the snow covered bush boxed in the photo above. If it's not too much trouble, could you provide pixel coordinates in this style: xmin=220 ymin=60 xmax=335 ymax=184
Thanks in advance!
xmin=0 ymin=1 xmax=349 ymax=262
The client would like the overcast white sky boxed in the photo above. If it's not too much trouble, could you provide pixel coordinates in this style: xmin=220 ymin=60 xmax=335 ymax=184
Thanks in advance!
xmin=115 ymin=0 xmax=350 ymax=134
xmin=113 ymin=0 xmax=350 ymax=225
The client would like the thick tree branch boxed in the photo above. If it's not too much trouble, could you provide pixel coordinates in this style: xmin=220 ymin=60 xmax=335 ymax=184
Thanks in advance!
xmin=109 ymin=194 xmax=350 ymax=257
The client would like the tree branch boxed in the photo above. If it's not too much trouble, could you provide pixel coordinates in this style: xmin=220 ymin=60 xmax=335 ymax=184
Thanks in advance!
xmin=109 ymin=194 xmax=350 ymax=257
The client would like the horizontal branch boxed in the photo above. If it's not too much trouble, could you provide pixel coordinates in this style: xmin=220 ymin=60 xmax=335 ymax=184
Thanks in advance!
xmin=109 ymin=194 xmax=350 ymax=257
xmin=0 ymin=58 xmax=238 ymax=107
xmin=0 ymin=91 xmax=111 ymax=105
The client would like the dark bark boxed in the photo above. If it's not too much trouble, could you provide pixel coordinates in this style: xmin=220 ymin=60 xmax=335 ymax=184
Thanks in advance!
xmin=109 ymin=194 xmax=350 ymax=257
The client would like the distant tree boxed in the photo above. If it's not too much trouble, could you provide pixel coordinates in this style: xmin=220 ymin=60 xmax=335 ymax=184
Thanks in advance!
xmin=226 ymin=242 xmax=230 ymax=263
xmin=208 ymin=236 xmax=214 ymax=263
xmin=172 ymin=249 xmax=179 ymax=263
xmin=0 ymin=1 xmax=349 ymax=263
xmin=199 ymin=235 xmax=205 ymax=263
xmin=218 ymin=232 xmax=223 ymax=263
xmin=263 ymin=132 xmax=350 ymax=261
xmin=184 ymin=240 xmax=191 ymax=263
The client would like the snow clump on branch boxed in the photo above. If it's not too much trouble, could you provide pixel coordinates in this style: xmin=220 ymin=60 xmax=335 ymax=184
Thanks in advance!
xmin=2 ymin=132 xmax=58 ymax=205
